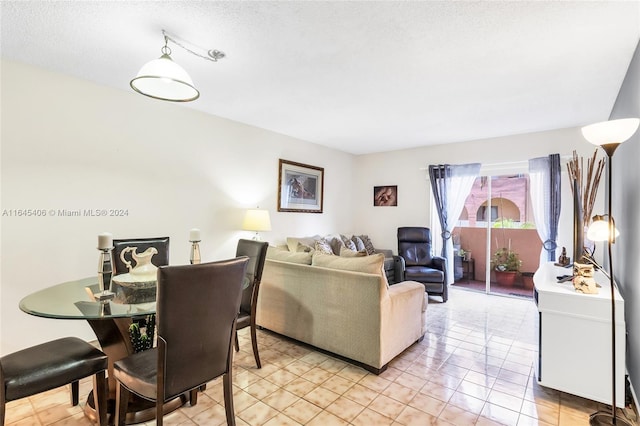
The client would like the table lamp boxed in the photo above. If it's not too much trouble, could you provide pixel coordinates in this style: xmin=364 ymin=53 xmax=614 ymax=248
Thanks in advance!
xmin=581 ymin=117 xmax=639 ymax=426
xmin=242 ymin=208 xmax=271 ymax=240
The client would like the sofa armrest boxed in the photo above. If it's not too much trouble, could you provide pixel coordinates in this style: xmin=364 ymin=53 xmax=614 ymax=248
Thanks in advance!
xmin=393 ymin=255 xmax=406 ymax=284
xmin=380 ymin=281 xmax=427 ymax=363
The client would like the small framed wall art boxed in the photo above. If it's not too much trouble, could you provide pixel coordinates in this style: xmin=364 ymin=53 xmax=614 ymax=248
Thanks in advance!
xmin=278 ymin=159 xmax=324 ymax=213
xmin=373 ymin=185 xmax=397 ymax=206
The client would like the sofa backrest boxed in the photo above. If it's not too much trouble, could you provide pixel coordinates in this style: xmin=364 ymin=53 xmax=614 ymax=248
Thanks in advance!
xmin=311 ymin=252 xmax=385 ymax=275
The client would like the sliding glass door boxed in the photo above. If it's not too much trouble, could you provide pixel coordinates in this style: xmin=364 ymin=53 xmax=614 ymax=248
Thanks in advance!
xmin=452 ymin=172 xmax=541 ymax=297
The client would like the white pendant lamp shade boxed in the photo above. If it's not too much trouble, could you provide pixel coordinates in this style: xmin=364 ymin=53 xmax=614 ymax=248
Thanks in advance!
xmin=130 ymin=53 xmax=199 ymax=102
xmin=581 ymin=118 xmax=639 ymax=146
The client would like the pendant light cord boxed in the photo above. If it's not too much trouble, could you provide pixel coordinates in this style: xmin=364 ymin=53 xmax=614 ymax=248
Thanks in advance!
xmin=162 ymin=29 xmax=225 ymax=62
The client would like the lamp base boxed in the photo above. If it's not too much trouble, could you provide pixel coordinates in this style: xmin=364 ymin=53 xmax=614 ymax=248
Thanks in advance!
xmin=589 ymin=410 xmax=634 ymax=426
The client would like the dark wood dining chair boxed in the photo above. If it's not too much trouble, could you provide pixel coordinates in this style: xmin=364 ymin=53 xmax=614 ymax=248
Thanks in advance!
xmin=1 ymin=337 xmax=108 ymax=426
xmin=234 ymin=239 xmax=268 ymax=369
xmin=113 ymin=257 xmax=249 ymax=426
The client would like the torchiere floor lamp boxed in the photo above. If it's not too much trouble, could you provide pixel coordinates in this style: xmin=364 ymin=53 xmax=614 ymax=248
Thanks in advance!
xmin=581 ymin=117 xmax=639 ymax=426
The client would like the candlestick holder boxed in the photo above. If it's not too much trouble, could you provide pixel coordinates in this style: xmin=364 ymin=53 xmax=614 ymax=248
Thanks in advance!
xmin=95 ymin=247 xmax=115 ymax=301
xmin=190 ymin=240 xmax=201 ymax=265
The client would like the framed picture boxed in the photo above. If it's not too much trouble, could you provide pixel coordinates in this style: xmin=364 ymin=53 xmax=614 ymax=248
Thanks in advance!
xmin=278 ymin=159 xmax=324 ymax=213
xmin=373 ymin=185 xmax=397 ymax=206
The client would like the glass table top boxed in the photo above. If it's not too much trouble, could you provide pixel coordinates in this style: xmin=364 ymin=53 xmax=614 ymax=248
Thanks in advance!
xmin=19 ymin=277 xmax=156 ymax=320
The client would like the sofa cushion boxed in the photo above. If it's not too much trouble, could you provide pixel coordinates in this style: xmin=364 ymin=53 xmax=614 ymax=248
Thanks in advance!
xmin=312 ymin=252 xmax=385 ymax=275
xmin=266 ymin=246 xmax=313 ymax=264
xmin=404 ymin=265 xmax=444 ymax=283
xmin=339 ymin=246 xmax=367 ymax=257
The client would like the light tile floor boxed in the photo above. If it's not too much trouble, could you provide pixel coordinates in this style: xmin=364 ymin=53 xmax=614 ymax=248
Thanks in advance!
xmin=5 ymin=288 xmax=638 ymax=425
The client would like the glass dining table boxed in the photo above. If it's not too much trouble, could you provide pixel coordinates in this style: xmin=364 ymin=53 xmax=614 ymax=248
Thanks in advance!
xmin=19 ymin=277 xmax=186 ymax=425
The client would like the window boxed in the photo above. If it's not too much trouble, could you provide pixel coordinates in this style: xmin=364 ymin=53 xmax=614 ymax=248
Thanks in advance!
xmin=476 ymin=206 xmax=498 ymax=222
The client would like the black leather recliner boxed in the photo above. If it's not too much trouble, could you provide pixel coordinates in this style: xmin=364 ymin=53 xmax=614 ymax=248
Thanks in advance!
xmin=397 ymin=227 xmax=448 ymax=302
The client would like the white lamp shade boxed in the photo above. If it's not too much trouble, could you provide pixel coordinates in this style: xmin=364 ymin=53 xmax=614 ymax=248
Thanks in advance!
xmin=581 ymin=118 xmax=639 ymax=146
xmin=242 ymin=209 xmax=271 ymax=232
xmin=587 ymin=217 xmax=620 ymax=242
xmin=130 ymin=54 xmax=199 ymax=102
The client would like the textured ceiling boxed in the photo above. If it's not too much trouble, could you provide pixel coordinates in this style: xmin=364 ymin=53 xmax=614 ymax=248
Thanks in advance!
xmin=2 ymin=1 xmax=639 ymax=154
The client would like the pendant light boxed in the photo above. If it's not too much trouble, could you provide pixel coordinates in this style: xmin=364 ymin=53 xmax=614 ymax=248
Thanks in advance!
xmin=130 ymin=30 xmax=225 ymax=102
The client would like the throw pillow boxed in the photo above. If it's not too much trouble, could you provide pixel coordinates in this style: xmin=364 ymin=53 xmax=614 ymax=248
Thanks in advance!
xmin=359 ymin=235 xmax=376 ymax=255
xmin=286 ymin=235 xmax=321 ymax=253
xmin=314 ymin=238 xmax=334 ymax=255
xmin=329 ymin=236 xmax=346 ymax=255
xmin=351 ymin=235 xmax=366 ymax=252
xmin=339 ymin=246 xmax=367 ymax=257
xmin=340 ymin=234 xmax=357 ymax=251
xmin=266 ymin=246 xmax=313 ymax=264
xmin=312 ymin=252 xmax=385 ymax=275
xmin=296 ymin=242 xmax=314 ymax=253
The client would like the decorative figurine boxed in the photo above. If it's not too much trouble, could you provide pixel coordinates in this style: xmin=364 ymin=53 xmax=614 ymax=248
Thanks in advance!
xmin=558 ymin=247 xmax=570 ymax=266
xmin=573 ymin=262 xmax=598 ymax=294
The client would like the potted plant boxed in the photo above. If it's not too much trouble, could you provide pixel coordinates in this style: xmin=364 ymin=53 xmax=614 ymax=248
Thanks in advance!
xmin=459 ymin=248 xmax=471 ymax=261
xmin=491 ymin=247 xmax=522 ymax=287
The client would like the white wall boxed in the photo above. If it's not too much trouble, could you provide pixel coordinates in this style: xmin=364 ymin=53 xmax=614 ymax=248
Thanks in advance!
xmin=353 ymin=129 xmax=603 ymax=254
xmin=609 ymin=39 xmax=640 ymax=403
xmin=0 ymin=60 xmax=355 ymax=354
xmin=0 ymin=59 xmax=613 ymax=361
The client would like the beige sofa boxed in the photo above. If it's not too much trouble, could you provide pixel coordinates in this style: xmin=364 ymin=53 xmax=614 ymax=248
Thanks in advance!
xmin=256 ymin=248 xmax=427 ymax=373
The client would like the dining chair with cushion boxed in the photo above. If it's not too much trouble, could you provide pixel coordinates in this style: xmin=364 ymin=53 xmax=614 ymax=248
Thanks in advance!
xmin=113 ymin=257 xmax=249 ymax=426
xmin=397 ymin=227 xmax=448 ymax=302
xmin=234 ymin=239 xmax=269 ymax=369
xmin=1 ymin=337 xmax=108 ymax=426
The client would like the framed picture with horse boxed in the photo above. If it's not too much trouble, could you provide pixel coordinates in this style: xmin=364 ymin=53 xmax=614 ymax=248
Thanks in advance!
xmin=278 ymin=159 xmax=324 ymax=213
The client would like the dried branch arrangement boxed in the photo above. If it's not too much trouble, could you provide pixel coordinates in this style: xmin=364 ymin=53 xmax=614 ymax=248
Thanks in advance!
xmin=567 ymin=149 xmax=605 ymax=225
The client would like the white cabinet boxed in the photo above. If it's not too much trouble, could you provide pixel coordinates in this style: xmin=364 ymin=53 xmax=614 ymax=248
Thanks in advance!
xmin=534 ymin=262 xmax=626 ymax=407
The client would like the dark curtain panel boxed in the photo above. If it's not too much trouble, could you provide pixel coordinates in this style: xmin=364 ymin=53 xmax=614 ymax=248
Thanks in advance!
xmin=548 ymin=153 xmax=561 ymax=261
xmin=428 ymin=164 xmax=450 ymax=257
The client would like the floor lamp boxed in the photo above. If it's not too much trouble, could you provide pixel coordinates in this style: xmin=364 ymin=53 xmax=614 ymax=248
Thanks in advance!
xmin=581 ymin=117 xmax=639 ymax=426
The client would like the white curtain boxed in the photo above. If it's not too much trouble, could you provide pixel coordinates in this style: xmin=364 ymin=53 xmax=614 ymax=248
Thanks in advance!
xmin=429 ymin=163 xmax=481 ymax=285
xmin=529 ymin=154 xmax=561 ymax=264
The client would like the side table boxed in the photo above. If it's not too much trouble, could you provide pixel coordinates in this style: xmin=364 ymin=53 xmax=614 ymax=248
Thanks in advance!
xmin=462 ymin=258 xmax=475 ymax=282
